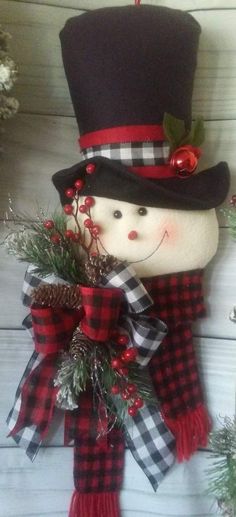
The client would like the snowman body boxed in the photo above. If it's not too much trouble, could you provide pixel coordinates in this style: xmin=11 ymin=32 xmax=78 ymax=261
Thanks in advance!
xmin=69 ymin=197 xmax=219 ymax=277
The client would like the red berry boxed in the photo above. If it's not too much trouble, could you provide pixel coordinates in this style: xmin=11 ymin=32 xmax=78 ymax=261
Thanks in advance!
xmin=117 ymin=367 xmax=129 ymax=376
xmin=65 ymin=188 xmax=75 ymax=198
xmin=111 ymin=358 xmax=123 ymax=370
xmin=126 ymin=383 xmax=137 ymax=395
xmin=122 ymin=348 xmax=138 ymax=363
xmin=74 ymin=179 xmax=84 ymax=190
xmin=43 ymin=220 xmax=54 ymax=230
xmin=116 ymin=334 xmax=129 ymax=346
xmin=86 ymin=163 xmax=96 ymax=174
xmin=134 ymin=397 xmax=144 ymax=409
xmin=128 ymin=405 xmax=138 ymax=417
xmin=63 ymin=204 xmax=74 ymax=215
xmin=91 ymin=224 xmax=100 ymax=237
xmin=79 ymin=204 xmax=87 ymax=214
xmin=85 ymin=196 xmax=95 ymax=208
xmin=121 ymin=391 xmax=130 ymax=401
xmin=64 ymin=229 xmax=75 ymax=239
xmin=84 ymin=218 xmax=93 ymax=228
xmin=51 ymin=234 xmax=61 ymax=244
xmin=72 ymin=232 xmax=81 ymax=242
xmin=111 ymin=384 xmax=120 ymax=395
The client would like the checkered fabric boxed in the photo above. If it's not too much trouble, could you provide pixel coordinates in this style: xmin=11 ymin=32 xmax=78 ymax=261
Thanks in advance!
xmin=31 ymin=305 xmax=82 ymax=354
xmin=80 ymin=286 xmax=123 ymax=341
xmin=121 ymin=313 xmax=167 ymax=367
xmin=125 ymin=403 xmax=175 ymax=490
xmin=81 ymin=141 xmax=170 ymax=166
xmin=142 ymin=270 xmax=211 ymax=460
xmin=8 ymin=354 xmax=58 ymax=440
xmin=102 ymin=262 xmax=153 ymax=313
xmin=73 ymin=394 xmax=125 ymax=493
xmin=6 ymin=350 xmax=43 ymax=460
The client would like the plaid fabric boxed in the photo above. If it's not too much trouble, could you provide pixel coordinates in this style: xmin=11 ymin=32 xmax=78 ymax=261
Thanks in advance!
xmin=73 ymin=394 xmax=125 ymax=494
xmin=125 ymin=403 xmax=175 ymax=490
xmin=102 ymin=262 xmax=153 ymax=313
xmin=80 ymin=286 xmax=122 ymax=341
xmin=8 ymin=354 xmax=58 ymax=440
xmin=143 ymin=269 xmax=205 ymax=327
xmin=7 ymin=350 xmax=43 ymax=460
xmin=150 ymin=323 xmax=203 ymax=419
xmin=122 ymin=314 xmax=167 ymax=367
xmin=143 ymin=270 xmax=210 ymax=459
xmin=31 ymin=305 xmax=82 ymax=354
xmin=81 ymin=141 xmax=170 ymax=166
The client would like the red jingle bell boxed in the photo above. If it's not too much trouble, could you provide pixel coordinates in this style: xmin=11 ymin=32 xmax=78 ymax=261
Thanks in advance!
xmin=170 ymin=145 xmax=200 ymax=176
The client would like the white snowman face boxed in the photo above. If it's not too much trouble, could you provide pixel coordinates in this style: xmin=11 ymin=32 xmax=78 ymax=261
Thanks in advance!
xmin=68 ymin=196 xmax=219 ymax=278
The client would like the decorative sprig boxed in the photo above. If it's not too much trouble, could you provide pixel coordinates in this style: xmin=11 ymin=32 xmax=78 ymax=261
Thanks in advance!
xmin=206 ymin=417 xmax=236 ymax=516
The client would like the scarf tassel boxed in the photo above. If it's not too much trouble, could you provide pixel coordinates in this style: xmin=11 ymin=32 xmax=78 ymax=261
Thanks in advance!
xmin=164 ymin=404 xmax=211 ymax=462
xmin=69 ymin=491 xmax=121 ymax=517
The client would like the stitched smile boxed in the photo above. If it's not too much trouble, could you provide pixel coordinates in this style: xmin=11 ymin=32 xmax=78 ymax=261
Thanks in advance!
xmin=98 ymin=230 xmax=168 ymax=263
xmin=129 ymin=230 xmax=168 ymax=264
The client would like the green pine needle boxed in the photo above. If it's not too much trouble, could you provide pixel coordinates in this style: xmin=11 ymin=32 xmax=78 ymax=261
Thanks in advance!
xmin=3 ymin=208 xmax=88 ymax=284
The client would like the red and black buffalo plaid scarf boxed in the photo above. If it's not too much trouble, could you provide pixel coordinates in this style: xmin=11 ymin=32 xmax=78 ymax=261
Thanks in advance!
xmin=144 ymin=268 xmax=211 ymax=461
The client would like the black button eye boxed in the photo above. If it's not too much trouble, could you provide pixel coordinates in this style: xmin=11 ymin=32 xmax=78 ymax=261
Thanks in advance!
xmin=113 ymin=210 xmax=122 ymax=219
xmin=138 ymin=207 xmax=147 ymax=216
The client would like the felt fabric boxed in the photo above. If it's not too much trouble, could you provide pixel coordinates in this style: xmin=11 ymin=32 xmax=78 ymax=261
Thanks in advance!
xmin=60 ymin=6 xmax=200 ymax=134
xmin=52 ymin=156 xmax=230 ymax=211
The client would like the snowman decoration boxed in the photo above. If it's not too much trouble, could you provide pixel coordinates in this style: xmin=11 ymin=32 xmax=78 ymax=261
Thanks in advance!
xmin=53 ymin=3 xmax=229 ymax=458
xmin=8 ymin=5 xmax=230 ymax=517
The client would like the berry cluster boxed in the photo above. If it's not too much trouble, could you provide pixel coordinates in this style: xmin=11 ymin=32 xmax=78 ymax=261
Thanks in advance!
xmin=110 ymin=338 xmax=144 ymax=417
xmin=42 ymin=163 xmax=100 ymax=256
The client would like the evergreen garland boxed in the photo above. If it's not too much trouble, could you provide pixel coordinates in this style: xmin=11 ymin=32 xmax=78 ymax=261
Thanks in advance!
xmin=206 ymin=417 xmax=236 ymax=516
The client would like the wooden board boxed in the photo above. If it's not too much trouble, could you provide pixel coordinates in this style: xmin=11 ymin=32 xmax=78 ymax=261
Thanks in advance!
xmin=0 ymin=114 xmax=235 ymax=219
xmin=10 ymin=0 xmax=236 ymax=9
xmin=1 ymin=2 xmax=236 ymax=119
xmin=0 ymin=448 xmax=218 ymax=516
xmin=1 ymin=330 xmax=236 ymax=447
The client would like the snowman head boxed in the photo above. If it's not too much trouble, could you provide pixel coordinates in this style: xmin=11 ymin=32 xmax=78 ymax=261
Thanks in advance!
xmin=67 ymin=194 xmax=219 ymax=278
xmin=53 ymin=7 xmax=229 ymax=275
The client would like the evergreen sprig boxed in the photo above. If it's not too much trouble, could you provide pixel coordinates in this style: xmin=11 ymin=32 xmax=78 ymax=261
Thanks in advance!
xmin=206 ymin=417 xmax=236 ymax=516
xmin=3 ymin=208 xmax=88 ymax=284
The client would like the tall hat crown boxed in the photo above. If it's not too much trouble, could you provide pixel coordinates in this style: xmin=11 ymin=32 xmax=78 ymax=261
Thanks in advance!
xmin=53 ymin=5 xmax=229 ymax=210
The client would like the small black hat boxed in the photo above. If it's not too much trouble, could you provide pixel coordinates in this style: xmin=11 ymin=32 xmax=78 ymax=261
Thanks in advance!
xmin=53 ymin=5 xmax=230 ymax=210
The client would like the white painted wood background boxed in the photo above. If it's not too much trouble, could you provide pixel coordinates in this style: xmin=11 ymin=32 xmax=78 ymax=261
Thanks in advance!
xmin=0 ymin=1 xmax=236 ymax=515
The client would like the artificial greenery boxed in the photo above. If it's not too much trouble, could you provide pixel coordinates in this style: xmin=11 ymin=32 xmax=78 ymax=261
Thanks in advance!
xmin=4 ymin=208 xmax=88 ymax=284
xmin=206 ymin=417 xmax=236 ymax=516
xmin=163 ymin=112 xmax=205 ymax=151
xmin=55 ymin=334 xmax=155 ymax=425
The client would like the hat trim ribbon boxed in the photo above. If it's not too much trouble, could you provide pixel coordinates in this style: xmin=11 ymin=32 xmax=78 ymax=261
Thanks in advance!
xmin=79 ymin=125 xmax=166 ymax=149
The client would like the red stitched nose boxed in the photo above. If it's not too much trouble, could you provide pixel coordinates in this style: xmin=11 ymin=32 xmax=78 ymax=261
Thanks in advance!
xmin=128 ymin=230 xmax=138 ymax=240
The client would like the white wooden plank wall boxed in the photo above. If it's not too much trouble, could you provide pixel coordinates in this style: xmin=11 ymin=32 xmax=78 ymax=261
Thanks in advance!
xmin=0 ymin=1 xmax=236 ymax=516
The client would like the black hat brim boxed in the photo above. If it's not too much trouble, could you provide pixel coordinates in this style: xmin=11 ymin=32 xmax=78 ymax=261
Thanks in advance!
xmin=52 ymin=156 xmax=230 ymax=210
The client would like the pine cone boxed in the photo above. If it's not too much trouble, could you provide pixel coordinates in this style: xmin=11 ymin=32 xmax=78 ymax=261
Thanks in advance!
xmin=84 ymin=254 xmax=119 ymax=285
xmin=31 ymin=283 xmax=81 ymax=309
xmin=69 ymin=326 xmax=94 ymax=359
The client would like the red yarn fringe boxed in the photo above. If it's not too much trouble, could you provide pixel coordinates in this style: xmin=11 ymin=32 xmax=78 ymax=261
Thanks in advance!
xmin=69 ymin=491 xmax=121 ymax=517
xmin=163 ymin=404 xmax=212 ymax=462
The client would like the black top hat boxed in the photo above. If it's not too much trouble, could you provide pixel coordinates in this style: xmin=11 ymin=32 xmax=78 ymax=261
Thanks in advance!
xmin=53 ymin=5 xmax=229 ymax=210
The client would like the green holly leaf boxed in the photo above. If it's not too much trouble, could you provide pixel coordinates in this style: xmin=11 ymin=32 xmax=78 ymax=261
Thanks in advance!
xmin=163 ymin=113 xmax=187 ymax=150
xmin=191 ymin=117 xmax=205 ymax=147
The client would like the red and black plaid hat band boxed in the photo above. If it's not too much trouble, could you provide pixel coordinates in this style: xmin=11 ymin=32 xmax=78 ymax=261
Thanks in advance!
xmin=79 ymin=125 xmax=175 ymax=180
